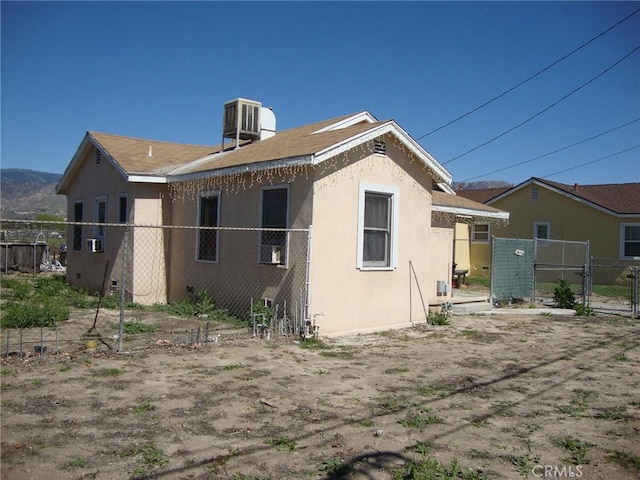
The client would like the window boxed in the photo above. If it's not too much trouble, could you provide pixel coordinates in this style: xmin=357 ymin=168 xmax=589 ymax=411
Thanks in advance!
xmin=621 ymin=223 xmax=640 ymax=259
xmin=259 ymin=186 xmax=289 ymax=265
xmin=94 ymin=196 xmax=107 ymax=241
xmin=472 ymin=223 xmax=490 ymax=243
xmin=118 ymin=195 xmax=128 ymax=223
xmin=197 ymin=192 xmax=220 ymax=262
xmin=357 ymin=183 xmax=399 ymax=270
xmin=534 ymin=222 xmax=550 ymax=245
xmin=73 ymin=201 xmax=83 ymax=251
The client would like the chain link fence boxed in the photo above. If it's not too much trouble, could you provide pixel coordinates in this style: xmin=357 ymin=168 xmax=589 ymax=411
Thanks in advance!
xmin=1 ymin=220 xmax=312 ymax=355
xmin=589 ymin=259 xmax=639 ymax=316
xmin=490 ymin=236 xmax=638 ymax=314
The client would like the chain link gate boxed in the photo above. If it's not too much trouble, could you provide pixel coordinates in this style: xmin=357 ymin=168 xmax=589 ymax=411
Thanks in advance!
xmin=490 ymin=237 xmax=589 ymax=307
xmin=589 ymin=260 xmax=639 ymax=315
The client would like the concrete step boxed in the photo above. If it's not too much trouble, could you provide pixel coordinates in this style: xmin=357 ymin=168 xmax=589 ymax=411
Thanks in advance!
xmin=452 ymin=301 xmax=493 ymax=314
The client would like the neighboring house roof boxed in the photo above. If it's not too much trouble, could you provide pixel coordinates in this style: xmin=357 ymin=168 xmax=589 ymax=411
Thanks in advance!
xmin=457 ymin=177 xmax=640 ymax=217
xmin=57 ymin=111 xmax=453 ymax=194
xmin=455 ymin=187 xmax=510 ymax=204
xmin=431 ymin=191 xmax=509 ymax=221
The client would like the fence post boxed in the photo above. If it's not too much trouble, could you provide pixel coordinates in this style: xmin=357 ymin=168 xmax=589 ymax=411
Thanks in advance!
xmin=304 ymin=226 xmax=313 ymax=328
xmin=118 ymin=227 xmax=129 ymax=352
xmin=633 ymin=266 xmax=639 ymax=317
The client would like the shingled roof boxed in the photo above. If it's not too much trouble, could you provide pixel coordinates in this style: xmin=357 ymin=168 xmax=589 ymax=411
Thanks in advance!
xmin=431 ymin=191 xmax=509 ymax=221
xmin=57 ymin=111 xmax=452 ymax=194
xmin=457 ymin=177 xmax=640 ymax=215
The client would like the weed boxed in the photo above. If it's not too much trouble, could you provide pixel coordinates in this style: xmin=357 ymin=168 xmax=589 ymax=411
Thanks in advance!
xmin=360 ymin=418 xmax=374 ymax=427
xmin=136 ymin=443 xmax=169 ymax=470
xmin=399 ymin=410 xmax=444 ymax=429
xmin=385 ymin=367 xmax=410 ymax=374
xmin=122 ymin=320 xmax=157 ymax=334
xmin=615 ymin=353 xmax=631 ymax=361
xmin=607 ymin=450 xmax=640 ymax=472
xmin=298 ymin=337 xmax=330 ymax=349
xmin=59 ymin=365 xmax=72 ymax=372
xmin=470 ymin=417 xmax=488 ymax=428
xmin=574 ymin=304 xmax=594 ymax=316
xmin=496 ymin=400 xmax=516 ymax=417
xmin=553 ymin=279 xmax=576 ymax=309
xmin=320 ymin=458 xmax=351 ymax=475
xmin=68 ymin=457 xmax=87 ymax=468
xmin=30 ymin=379 xmax=42 ymax=386
xmin=266 ymin=435 xmax=297 ymax=451
xmin=93 ymin=368 xmax=123 ymax=377
xmin=511 ymin=453 xmax=540 ymax=476
xmin=558 ymin=437 xmax=592 ymax=465
xmin=0 ymin=368 xmax=11 ymax=376
xmin=379 ymin=396 xmax=405 ymax=412
xmin=133 ymin=401 xmax=155 ymax=414
xmin=319 ymin=347 xmax=355 ymax=359
xmin=557 ymin=389 xmax=598 ymax=418
xmin=593 ymin=405 xmax=626 ymax=420
xmin=1 ymin=299 xmax=69 ymax=328
xmin=393 ymin=454 xmax=486 ymax=479
xmin=223 ymin=363 xmax=246 ymax=370
xmin=428 ymin=310 xmax=450 ymax=326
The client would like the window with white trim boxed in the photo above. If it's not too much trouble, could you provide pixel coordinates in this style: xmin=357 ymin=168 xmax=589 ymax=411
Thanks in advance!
xmin=197 ymin=192 xmax=220 ymax=262
xmin=621 ymin=223 xmax=640 ymax=259
xmin=73 ymin=201 xmax=83 ymax=251
xmin=357 ymin=183 xmax=399 ymax=270
xmin=472 ymin=223 xmax=490 ymax=243
xmin=534 ymin=222 xmax=550 ymax=245
xmin=93 ymin=196 xmax=107 ymax=248
xmin=259 ymin=186 xmax=289 ymax=265
xmin=118 ymin=194 xmax=128 ymax=223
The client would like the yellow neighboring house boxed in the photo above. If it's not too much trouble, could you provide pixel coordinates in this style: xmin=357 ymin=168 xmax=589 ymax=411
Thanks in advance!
xmin=56 ymin=98 xmax=503 ymax=336
xmin=457 ymin=177 xmax=640 ymax=284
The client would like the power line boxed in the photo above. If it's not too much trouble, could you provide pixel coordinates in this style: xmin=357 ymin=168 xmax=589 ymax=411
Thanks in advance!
xmin=542 ymin=145 xmax=640 ymax=179
xmin=416 ymin=7 xmax=640 ymax=141
xmin=442 ymin=44 xmax=640 ymax=166
xmin=458 ymin=118 xmax=640 ymax=182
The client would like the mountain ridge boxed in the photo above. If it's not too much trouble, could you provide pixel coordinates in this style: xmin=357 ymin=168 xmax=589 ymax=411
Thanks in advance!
xmin=0 ymin=168 xmax=513 ymax=219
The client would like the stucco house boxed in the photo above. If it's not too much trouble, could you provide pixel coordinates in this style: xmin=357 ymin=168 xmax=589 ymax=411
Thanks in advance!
xmin=56 ymin=98 xmax=505 ymax=336
xmin=457 ymin=177 xmax=640 ymax=284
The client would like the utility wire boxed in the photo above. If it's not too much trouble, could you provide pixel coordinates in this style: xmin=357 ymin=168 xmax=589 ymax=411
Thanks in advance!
xmin=442 ymin=44 xmax=640 ymax=166
xmin=542 ymin=145 xmax=640 ymax=179
xmin=459 ymin=118 xmax=640 ymax=182
xmin=416 ymin=7 xmax=640 ymax=141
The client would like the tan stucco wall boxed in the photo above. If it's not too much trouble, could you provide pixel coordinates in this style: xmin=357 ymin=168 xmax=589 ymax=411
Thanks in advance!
xmin=63 ymin=147 xmax=171 ymax=304
xmin=165 ymin=172 xmax=314 ymax=317
xmin=64 ymin=146 xmax=130 ymax=294
xmin=308 ymin=141 xmax=450 ymax=336
xmin=473 ymin=184 xmax=640 ymax=283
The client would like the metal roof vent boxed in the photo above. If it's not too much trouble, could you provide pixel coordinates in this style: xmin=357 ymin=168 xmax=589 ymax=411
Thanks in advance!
xmin=373 ymin=139 xmax=387 ymax=155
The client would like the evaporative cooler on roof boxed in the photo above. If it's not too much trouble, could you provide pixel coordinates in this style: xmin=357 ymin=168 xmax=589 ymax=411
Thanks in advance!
xmin=223 ymin=98 xmax=261 ymax=143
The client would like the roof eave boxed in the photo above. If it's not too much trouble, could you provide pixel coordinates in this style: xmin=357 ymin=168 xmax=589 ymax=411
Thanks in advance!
xmin=488 ymin=177 xmax=638 ymax=216
xmin=432 ymin=205 xmax=510 ymax=221
xmin=313 ymin=121 xmax=452 ymax=185
xmin=167 ymin=154 xmax=314 ymax=183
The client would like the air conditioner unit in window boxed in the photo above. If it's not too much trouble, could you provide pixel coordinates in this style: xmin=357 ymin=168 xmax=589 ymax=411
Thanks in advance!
xmin=86 ymin=238 xmax=104 ymax=253
xmin=260 ymin=245 xmax=282 ymax=265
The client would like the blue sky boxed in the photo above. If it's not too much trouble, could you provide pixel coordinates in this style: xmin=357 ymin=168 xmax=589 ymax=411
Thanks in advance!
xmin=2 ymin=1 xmax=639 ymax=187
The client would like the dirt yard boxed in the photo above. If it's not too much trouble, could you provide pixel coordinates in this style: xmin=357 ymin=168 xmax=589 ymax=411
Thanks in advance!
xmin=1 ymin=307 xmax=639 ymax=480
